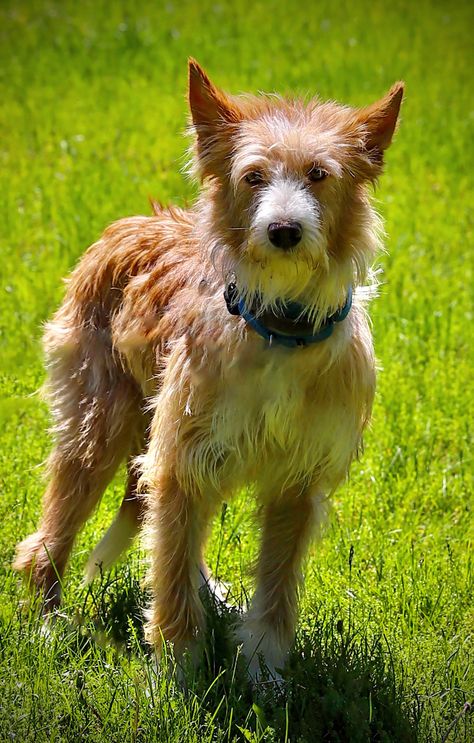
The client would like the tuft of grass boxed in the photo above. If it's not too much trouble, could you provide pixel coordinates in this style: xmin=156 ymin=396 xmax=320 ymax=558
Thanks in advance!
xmin=1 ymin=0 xmax=473 ymax=740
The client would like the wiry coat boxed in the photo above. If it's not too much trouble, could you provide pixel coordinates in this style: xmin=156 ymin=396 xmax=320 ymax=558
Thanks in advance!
xmin=14 ymin=60 xmax=403 ymax=681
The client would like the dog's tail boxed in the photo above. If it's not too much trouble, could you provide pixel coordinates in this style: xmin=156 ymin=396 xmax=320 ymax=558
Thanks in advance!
xmin=84 ymin=494 xmax=143 ymax=582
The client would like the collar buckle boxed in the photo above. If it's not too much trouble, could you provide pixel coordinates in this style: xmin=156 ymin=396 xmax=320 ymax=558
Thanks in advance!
xmin=223 ymin=283 xmax=240 ymax=316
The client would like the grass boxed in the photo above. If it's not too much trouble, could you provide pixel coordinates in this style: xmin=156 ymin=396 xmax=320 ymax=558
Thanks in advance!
xmin=0 ymin=0 xmax=473 ymax=740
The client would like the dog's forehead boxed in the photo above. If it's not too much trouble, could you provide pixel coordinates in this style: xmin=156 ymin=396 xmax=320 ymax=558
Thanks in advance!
xmin=234 ymin=105 xmax=349 ymax=173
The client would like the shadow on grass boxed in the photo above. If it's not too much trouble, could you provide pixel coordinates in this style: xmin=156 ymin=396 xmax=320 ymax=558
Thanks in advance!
xmin=75 ymin=564 xmax=418 ymax=742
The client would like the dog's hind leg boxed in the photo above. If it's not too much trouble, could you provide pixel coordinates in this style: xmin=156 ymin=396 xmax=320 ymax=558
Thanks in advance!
xmin=13 ymin=322 xmax=144 ymax=612
xmin=84 ymin=455 xmax=146 ymax=582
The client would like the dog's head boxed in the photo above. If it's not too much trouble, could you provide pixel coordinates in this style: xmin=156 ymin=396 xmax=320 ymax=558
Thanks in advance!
xmin=188 ymin=60 xmax=403 ymax=316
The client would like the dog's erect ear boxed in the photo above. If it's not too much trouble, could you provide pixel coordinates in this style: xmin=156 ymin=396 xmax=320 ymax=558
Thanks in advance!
xmin=356 ymin=82 xmax=404 ymax=154
xmin=188 ymin=58 xmax=242 ymax=129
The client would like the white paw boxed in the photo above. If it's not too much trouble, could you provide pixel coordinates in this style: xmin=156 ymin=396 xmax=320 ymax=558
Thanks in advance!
xmin=236 ymin=617 xmax=287 ymax=689
xmin=38 ymin=609 xmax=71 ymax=643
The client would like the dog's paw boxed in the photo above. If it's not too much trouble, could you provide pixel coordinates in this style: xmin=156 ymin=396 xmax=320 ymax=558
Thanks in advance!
xmin=246 ymin=653 xmax=285 ymax=693
xmin=235 ymin=617 xmax=287 ymax=691
xmin=148 ymin=636 xmax=204 ymax=695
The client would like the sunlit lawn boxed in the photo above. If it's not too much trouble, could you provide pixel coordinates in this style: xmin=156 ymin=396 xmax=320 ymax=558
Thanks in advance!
xmin=0 ymin=0 xmax=472 ymax=740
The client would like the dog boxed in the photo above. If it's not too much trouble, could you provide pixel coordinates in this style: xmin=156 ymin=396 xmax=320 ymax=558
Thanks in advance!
xmin=14 ymin=59 xmax=403 ymax=682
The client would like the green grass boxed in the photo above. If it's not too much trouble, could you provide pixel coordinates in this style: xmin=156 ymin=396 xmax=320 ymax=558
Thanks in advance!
xmin=1 ymin=0 xmax=473 ymax=740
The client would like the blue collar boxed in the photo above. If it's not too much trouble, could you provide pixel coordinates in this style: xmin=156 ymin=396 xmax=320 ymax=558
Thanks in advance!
xmin=224 ymin=284 xmax=353 ymax=349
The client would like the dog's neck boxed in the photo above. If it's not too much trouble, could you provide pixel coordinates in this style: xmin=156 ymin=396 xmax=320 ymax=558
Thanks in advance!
xmin=224 ymin=281 xmax=353 ymax=347
xmin=225 ymin=258 xmax=354 ymax=328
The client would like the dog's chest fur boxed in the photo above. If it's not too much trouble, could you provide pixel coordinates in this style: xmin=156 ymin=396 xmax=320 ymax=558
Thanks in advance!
xmin=148 ymin=304 xmax=375 ymax=498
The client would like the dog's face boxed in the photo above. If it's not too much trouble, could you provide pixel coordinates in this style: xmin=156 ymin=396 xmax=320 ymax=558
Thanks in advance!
xmin=189 ymin=60 xmax=403 ymax=309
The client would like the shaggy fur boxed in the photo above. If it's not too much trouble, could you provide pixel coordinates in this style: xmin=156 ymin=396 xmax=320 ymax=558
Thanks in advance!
xmin=14 ymin=60 xmax=403 ymax=681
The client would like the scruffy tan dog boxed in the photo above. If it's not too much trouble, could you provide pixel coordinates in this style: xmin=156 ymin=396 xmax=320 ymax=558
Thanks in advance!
xmin=14 ymin=60 xmax=403 ymax=681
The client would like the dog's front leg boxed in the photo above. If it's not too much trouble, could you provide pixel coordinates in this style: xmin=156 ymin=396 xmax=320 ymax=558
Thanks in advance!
xmin=238 ymin=486 xmax=322 ymax=684
xmin=144 ymin=470 xmax=209 ymax=669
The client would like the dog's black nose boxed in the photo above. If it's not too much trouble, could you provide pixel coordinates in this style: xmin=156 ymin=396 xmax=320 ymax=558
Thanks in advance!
xmin=267 ymin=221 xmax=302 ymax=250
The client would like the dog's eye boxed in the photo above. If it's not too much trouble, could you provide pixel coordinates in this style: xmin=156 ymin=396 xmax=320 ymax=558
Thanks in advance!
xmin=244 ymin=171 xmax=265 ymax=186
xmin=307 ymin=166 xmax=329 ymax=182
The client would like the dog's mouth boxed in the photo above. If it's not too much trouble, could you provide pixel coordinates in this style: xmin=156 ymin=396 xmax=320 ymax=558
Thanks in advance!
xmin=244 ymin=239 xmax=326 ymax=275
xmin=244 ymin=222 xmax=328 ymax=271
